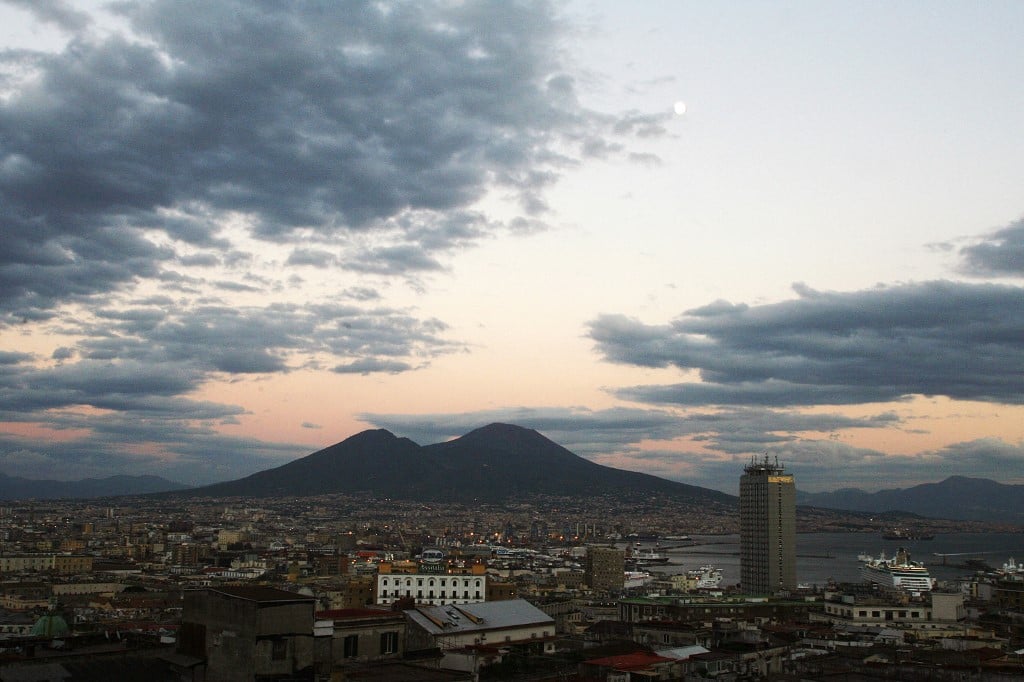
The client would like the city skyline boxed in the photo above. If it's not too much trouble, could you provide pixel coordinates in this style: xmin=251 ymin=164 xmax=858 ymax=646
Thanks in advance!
xmin=1 ymin=1 xmax=1023 ymax=494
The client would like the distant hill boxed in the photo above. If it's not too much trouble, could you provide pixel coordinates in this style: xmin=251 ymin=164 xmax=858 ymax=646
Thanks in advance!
xmin=797 ymin=476 xmax=1024 ymax=523
xmin=0 ymin=473 xmax=189 ymax=501
xmin=184 ymin=423 xmax=736 ymax=506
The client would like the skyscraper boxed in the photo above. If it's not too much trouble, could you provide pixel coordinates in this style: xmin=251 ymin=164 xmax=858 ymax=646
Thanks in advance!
xmin=740 ymin=456 xmax=796 ymax=595
xmin=585 ymin=546 xmax=625 ymax=592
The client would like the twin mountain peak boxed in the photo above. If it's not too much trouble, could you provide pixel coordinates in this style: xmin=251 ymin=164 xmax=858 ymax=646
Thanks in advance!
xmin=189 ymin=422 xmax=732 ymax=503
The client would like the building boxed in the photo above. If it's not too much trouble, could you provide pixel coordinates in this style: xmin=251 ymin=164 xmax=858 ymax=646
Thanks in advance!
xmin=376 ymin=561 xmax=488 ymax=607
xmin=619 ymin=595 xmax=817 ymax=625
xmin=585 ymin=546 xmax=625 ymax=592
xmin=813 ymin=587 xmax=968 ymax=636
xmin=180 ymin=586 xmax=316 ymax=682
xmin=405 ymin=599 xmax=556 ymax=674
xmin=321 ymin=574 xmax=376 ymax=609
xmin=314 ymin=607 xmax=406 ymax=672
xmin=739 ymin=456 xmax=796 ymax=595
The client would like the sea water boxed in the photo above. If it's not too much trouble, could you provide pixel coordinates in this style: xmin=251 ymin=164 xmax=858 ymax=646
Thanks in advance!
xmin=641 ymin=531 xmax=1024 ymax=589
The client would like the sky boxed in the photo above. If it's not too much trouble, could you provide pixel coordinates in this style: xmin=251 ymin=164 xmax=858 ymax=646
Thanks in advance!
xmin=1 ymin=0 xmax=1022 ymax=495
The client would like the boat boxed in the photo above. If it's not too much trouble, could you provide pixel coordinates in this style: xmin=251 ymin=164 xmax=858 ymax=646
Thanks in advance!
xmin=997 ymin=558 xmax=1024 ymax=576
xmin=687 ymin=565 xmax=723 ymax=590
xmin=627 ymin=548 xmax=670 ymax=565
xmin=624 ymin=570 xmax=654 ymax=589
xmin=860 ymin=548 xmax=933 ymax=595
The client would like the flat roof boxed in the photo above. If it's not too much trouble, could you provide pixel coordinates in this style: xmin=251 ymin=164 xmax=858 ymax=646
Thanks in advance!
xmin=208 ymin=586 xmax=314 ymax=603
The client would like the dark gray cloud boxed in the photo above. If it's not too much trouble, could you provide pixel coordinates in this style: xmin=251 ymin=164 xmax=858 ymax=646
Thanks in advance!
xmin=0 ymin=0 xmax=656 ymax=318
xmin=341 ymin=245 xmax=445 ymax=275
xmin=0 ymin=350 xmax=32 ymax=364
xmin=590 ymin=280 xmax=1024 ymax=407
xmin=959 ymin=218 xmax=1024 ymax=276
xmin=0 ymin=418 xmax=308 ymax=485
xmin=69 ymin=301 xmax=457 ymax=376
xmin=287 ymin=249 xmax=337 ymax=268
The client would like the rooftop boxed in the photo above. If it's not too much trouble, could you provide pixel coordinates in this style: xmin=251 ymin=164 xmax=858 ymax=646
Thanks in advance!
xmin=208 ymin=586 xmax=314 ymax=603
xmin=407 ymin=599 xmax=552 ymax=635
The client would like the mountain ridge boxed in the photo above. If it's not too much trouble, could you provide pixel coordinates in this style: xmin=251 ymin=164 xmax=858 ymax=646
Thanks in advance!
xmin=0 ymin=473 xmax=188 ymax=500
xmin=182 ymin=422 xmax=735 ymax=505
xmin=796 ymin=475 xmax=1024 ymax=522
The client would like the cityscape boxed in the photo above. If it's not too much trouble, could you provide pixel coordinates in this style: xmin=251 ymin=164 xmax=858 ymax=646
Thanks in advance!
xmin=2 ymin=1 xmax=1024 ymax=680
xmin=0 ymin=439 xmax=1022 ymax=680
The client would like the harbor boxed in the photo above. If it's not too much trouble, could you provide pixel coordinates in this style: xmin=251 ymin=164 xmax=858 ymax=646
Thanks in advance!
xmin=626 ymin=531 xmax=1024 ymax=588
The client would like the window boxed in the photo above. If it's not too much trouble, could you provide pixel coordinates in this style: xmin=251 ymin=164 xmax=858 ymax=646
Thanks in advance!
xmin=271 ymin=639 xmax=287 ymax=661
xmin=380 ymin=631 xmax=398 ymax=655
xmin=343 ymin=634 xmax=359 ymax=658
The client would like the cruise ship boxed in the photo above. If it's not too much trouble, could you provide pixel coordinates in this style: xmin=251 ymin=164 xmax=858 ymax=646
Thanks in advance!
xmin=860 ymin=547 xmax=933 ymax=595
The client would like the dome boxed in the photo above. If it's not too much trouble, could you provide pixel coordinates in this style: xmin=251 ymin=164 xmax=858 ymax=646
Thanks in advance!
xmin=31 ymin=613 xmax=69 ymax=638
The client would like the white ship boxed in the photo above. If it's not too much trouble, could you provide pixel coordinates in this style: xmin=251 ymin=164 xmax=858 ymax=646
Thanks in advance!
xmin=860 ymin=547 xmax=933 ymax=595
xmin=999 ymin=558 xmax=1024 ymax=577
xmin=624 ymin=570 xmax=654 ymax=589
xmin=687 ymin=565 xmax=723 ymax=590
xmin=627 ymin=548 xmax=670 ymax=565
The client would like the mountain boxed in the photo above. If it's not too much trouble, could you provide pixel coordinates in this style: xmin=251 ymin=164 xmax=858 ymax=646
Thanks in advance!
xmin=796 ymin=476 xmax=1024 ymax=522
xmin=0 ymin=473 xmax=189 ymax=501
xmin=184 ymin=423 xmax=735 ymax=505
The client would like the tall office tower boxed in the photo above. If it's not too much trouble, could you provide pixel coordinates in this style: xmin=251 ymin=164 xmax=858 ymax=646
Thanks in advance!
xmin=740 ymin=456 xmax=796 ymax=595
xmin=585 ymin=546 xmax=625 ymax=592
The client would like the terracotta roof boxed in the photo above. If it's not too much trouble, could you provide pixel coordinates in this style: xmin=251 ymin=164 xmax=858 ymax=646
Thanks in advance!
xmin=583 ymin=652 xmax=674 ymax=670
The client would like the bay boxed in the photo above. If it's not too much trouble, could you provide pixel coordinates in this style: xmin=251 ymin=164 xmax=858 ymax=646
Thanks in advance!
xmin=634 ymin=531 xmax=1024 ymax=589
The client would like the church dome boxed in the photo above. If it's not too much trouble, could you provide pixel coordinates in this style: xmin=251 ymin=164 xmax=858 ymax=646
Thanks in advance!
xmin=31 ymin=613 xmax=69 ymax=638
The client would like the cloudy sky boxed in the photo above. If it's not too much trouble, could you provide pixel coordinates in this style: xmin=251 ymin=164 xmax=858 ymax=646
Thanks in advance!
xmin=1 ymin=0 xmax=1022 ymax=494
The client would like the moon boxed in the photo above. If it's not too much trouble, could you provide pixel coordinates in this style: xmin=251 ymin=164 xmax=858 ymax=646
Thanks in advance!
xmin=673 ymin=100 xmax=687 ymax=116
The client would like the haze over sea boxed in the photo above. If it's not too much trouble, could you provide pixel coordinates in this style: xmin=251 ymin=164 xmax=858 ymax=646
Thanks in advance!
xmin=637 ymin=532 xmax=1024 ymax=588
